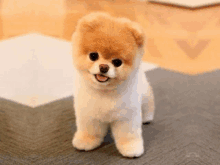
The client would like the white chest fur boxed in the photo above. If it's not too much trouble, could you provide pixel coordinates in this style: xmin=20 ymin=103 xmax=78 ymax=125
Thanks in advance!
xmin=73 ymin=66 xmax=148 ymax=123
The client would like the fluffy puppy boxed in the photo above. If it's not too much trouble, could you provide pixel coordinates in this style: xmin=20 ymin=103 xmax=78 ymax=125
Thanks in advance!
xmin=71 ymin=12 xmax=155 ymax=158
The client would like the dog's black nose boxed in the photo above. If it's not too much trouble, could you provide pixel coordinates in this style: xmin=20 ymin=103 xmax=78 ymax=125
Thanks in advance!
xmin=99 ymin=64 xmax=109 ymax=73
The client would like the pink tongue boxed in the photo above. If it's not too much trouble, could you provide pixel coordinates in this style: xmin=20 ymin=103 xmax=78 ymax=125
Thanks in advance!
xmin=96 ymin=74 xmax=108 ymax=82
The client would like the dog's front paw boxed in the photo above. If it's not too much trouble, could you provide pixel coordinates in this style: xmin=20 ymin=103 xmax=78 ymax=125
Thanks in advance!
xmin=72 ymin=132 xmax=103 ymax=151
xmin=116 ymin=138 xmax=144 ymax=158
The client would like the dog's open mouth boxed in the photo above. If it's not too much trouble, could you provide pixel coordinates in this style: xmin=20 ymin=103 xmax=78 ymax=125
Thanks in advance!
xmin=95 ymin=74 xmax=110 ymax=82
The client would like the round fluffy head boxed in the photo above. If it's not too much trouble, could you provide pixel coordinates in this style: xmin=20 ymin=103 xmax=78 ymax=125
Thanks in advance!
xmin=72 ymin=12 xmax=145 ymax=90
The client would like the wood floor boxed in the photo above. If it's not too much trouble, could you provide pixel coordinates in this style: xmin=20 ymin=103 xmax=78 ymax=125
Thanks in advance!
xmin=0 ymin=0 xmax=220 ymax=74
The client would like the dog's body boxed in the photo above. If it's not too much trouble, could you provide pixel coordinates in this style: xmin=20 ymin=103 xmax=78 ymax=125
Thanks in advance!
xmin=72 ymin=12 xmax=155 ymax=158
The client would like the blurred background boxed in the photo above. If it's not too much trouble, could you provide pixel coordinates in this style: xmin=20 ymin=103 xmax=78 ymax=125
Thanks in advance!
xmin=0 ymin=0 xmax=220 ymax=106
xmin=0 ymin=0 xmax=220 ymax=74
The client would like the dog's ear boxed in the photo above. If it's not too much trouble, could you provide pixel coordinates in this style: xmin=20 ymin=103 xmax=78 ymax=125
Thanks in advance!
xmin=128 ymin=22 xmax=145 ymax=48
xmin=76 ymin=12 xmax=111 ymax=33
xmin=118 ymin=18 xmax=145 ymax=48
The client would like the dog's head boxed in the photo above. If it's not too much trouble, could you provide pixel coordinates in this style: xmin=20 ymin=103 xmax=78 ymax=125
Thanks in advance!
xmin=72 ymin=12 xmax=145 ymax=90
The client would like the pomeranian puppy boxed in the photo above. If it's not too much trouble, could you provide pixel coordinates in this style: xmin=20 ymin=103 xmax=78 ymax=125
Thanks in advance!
xmin=71 ymin=12 xmax=155 ymax=158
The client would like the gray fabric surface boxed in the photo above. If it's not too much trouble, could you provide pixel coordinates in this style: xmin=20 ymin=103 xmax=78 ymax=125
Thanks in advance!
xmin=0 ymin=98 xmax=35 ymax=164
xmin=0 ymin=68 xmax=219 ymax=164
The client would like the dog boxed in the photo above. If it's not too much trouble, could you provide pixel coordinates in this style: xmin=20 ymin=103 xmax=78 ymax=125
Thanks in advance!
xmin=71 ymin=12 xmax=155 ymax=158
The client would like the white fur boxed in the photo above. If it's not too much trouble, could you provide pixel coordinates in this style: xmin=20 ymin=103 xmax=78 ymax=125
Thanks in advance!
xmin=72 ymin=49 xmax=155 ymax=157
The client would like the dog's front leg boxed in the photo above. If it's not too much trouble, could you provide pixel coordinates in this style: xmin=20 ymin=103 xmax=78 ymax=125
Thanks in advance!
xmin=111 ymin=116 xmax=144 ymax=158
xmin=72 ymin=116 xmax=108 ymax=151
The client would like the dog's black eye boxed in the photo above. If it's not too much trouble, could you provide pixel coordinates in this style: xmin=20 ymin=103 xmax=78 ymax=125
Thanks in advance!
xmin=112 ymin=59 xmax=122 ymax=67
xmin=89 ymin=52 xmax=99 ymax=61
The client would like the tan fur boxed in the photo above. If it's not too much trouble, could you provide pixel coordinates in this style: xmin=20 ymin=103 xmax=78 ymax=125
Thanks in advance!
xmin=72 ymin=12 xmax=145 ymax=68
xmin=72 ymin=12 xmax=146 ymax=90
